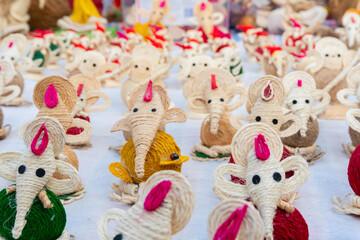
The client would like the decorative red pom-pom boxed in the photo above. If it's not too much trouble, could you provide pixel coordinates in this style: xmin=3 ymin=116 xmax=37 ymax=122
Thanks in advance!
xmin=273 ymin=207 xmax=309 ymax=240
xmin=348 ymin=144 xmax=360 ymax=196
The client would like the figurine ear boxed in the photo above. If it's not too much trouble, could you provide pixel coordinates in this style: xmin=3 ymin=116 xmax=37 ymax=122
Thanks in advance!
xmin=111 ymin=118 xmax=130 ymax=132
xmin=213 ymin=12 xmax=224 ymax=25
xmin=281 ymin=156 xmax=309 ymax=195
xmin=46 ymin=160 xmax=80 ymax=195
xmin=187 ymin=94 xmax=208 ymax=114
xmin=343 ymin=50 xmax=356 ymax=67
xmin=0 ymin=152 xmax=22 ymax=182
xmin=162 ymin=108 xmax=186 ymax=125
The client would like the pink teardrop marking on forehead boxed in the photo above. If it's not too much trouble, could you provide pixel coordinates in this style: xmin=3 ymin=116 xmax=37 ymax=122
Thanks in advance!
xmin=290 ymin=18 xmax=301 ymax=28
xmin=31 ymin=123 xmax=49 ymax=156
xmin=200 ymin=2 xmax=206 ymax=11
xmin=44 ymin=84 xmax=59 ymax=108
xmin=77 ymin=84 xmax=84 ymax=97
xmin=255 ymin=134 xmax=270 ymax=161
xmin=8 ymin=42 xmax=13 ymax=48
xmin=213 ymin=204 xmax=248 ymax=240
xmin=159 ymin=0 xmax=166 ymax=7
xmin=351 ymin=16 xmax=356 ymax=24
xmin=143 ymin=80 xmax=153 ymax=102
xmin=144 ymin=180 xmax=172 ymax=211
xmin=298 ymin=80 xmax=302 ymax=87
xmin=261 ymin=81 xmax=274 ymax=101
xmin=211 ymin=74 xmax=218 ymax=90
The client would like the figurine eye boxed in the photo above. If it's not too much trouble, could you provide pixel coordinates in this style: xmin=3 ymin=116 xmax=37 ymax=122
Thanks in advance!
xmin=83 ymin=59 xmax=87 ymax=63
xmin=220 ymin=98 xmax=224 ymax=102
xmin=113 ymin=234 xmax=123 ymax=240
xmin=170 ymin=153 xmax=179 ymax=160
xmin=36 ymin=168 xmax=46 ymax=178
xmin=133 ymin=108 xmax=138 ymax=112
xmin=151 ymin=108 xmax=157 ymax=112
xmin=255 ymin=116 xmax=261 ymax=122
xmin=252 ymin=175 xmax=261 ymax=184
xmin=325 ymin=53 xmax=329 ymax=57
xmin=93 ymin=63 xmax=96 ymax=67
xmin=337 ymin=54 xmax=341 ymax=58
xmin=273 ymin=172 xmax=282 ymax=182
xmin=231 ymin=58 xmax=235 ymax=62
xmin=272 ymin=119 xmax=278 ymax=125
xmin=18 ymin=165 xmax=26 ymax=174
xmin=204 ymin=63 xmax=207 ymax=67
xmin=192 ymin=63 xmax=196 ymax=66
xmin=146 ymin=67 xmax=149 ymax=71
xmin=135 ymin=65 xmax=138 ymax=68
xmin=292 ymin=100 xmax=297 ymax=104
xmin=305 ymin=99 xmax=310 ymax=104
xmin=80 ymin=98 xmax=84 ymax=101
xmin=207 ymin=99 xmax=212 ymax=104
xmin=11 ymin=57 xmax=14 ymax=61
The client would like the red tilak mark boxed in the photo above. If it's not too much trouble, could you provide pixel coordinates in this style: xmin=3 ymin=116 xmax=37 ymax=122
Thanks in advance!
xmin=236 ymin=25 xmax=254 ymax=33
xmin=352 ymin=17 xmax=355 ymax=24
xmin=200 ymin=2 xmax=206 ymax=10
xmin=159 ymin=0 xmax=166 ymax=7
xmin=77 ymin=84 xmax=84 ymax=97
xmin=143 ymin=80 xmax=153 ymax=102
xmin=298 ymin=80 xmax=302 ymax=87
xmin=175 ymin=43 xmax=193 ymax=50
xmin=255 ymin=134 xmax=270 ymax=161
xmin=211 ymin=74 xmax=218 ymax=90
xmin=8 ymin=42 xmax=13 ymax=48
xmin=265 ymin=46 xmax=282 ymax=55
xmin=214 ymin=205 xmax=248 ymax=240
xmin=144 ymin=180 xmax=172 ymax=211
xmin=262 ymin=81 xmax=274 ymax=101
xmin=290 ymin=18 xmax=301 ymax=28
xmin=146 ymin=37 xmax=163 ymax=49
xmin=45 ymin=84 xmax=58 ymax=108
xmin=116 ymin=31 xmax=128 ymax=40
xmin=31 ymin=123 xmax=49 ymax=156
xmin=95 ymin=22 xmax=105 ymax=33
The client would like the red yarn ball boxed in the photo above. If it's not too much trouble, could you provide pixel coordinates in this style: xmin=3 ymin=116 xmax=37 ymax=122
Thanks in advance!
xmin=348 ymin=144 xmax=360 ymax=196
xmin=66 ymin=115 xmax=90 ymax=135
xmin=273 ymin=207 xmax=309 ymax=240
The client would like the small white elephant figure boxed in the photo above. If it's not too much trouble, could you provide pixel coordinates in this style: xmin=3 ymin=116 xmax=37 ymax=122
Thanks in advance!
xmin=0 ymin=34 xmax=31 ymax=68
xmin=97 ymin=170 xmax=194 ymax=240
xmin=335 ymin=10 xmax=360 ymax=49
xmin=281 ymin=71 xmax=330 ymax=163
xmin=214 ymin=123 xmax=309 ymax=239
xmin=187 ymin=68 xmax=247 ymax=161
xmin=208 ymin=199 xmax=265 ymax=240
xmin=261 ymin=46 xmax=293 ymax=78
xmin=0 ymin=117 xmax=80 ymax=240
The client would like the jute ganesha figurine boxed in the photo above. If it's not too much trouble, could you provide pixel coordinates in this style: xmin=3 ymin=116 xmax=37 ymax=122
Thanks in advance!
xmin=109 ymin=81 xmax=188 ymax=203
xmin=208 ymin=199 xmax=265 ymax=240
xmin=232 ymin=76 xmax=301 ymax=158
xmin=214 ymin=123 xmax=309 ymax=240
xmin=295 ymin=37 xmax=360 ymax=119
xmin=337 ymin=66 xmax=360 ymax=156
xmin=0 ymin=60 xmax=26 ymax=106
xmin=0 ymin=34 xmax=30 ymax=68
xmin=334 ymin=145 xmax=360 ymax=215
xmin=0 ymin=117 xmax=80 ymax=240
xmin=336 ymin=9 xmax=360 ymax=50
xmin=0 ymin=106 xmax=10 ymax=140
xmin=188 ymin=68 xmax=247 ymax=161
xmin=33 ymin=75 xmax=93 ymax=148
xmin=0 ymin=0 xmax=30 ymax=38
xmin=97 ymin=170 xmax=194 ymax=240
xmin=66 ymin=74 xmax=111 ymax=149
xmin=281 ymin=71 xmax=330 ymax=164
xmin=261 ymin=46 xmax=293 ymax=78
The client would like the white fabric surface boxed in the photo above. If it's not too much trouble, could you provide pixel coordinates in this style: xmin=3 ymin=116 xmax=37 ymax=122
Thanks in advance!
xmin=0 ymin=39 xmax=360 ymax=240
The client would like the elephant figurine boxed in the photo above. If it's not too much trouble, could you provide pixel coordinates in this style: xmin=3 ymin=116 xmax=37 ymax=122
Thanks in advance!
xmin=0 ymin=117 xmax=80 ymax=240
xmin=335 ymin=9 xmax=360 ymax=50
xmin=294 ymin=37 xmax=360 ymax=119
xmin=24 ymin=35 xmax=52 ymax=76
xmin=214 ymin=123 xmax=309 ymax=239
xmin=0 ymin=106 xmax=10 ymax=140
xmin=281 ymin=18 xmax=316 ymax=60
xmin=281 ymin=71 xmax=330 ymax=163
xmin=187 ymin=68 xmax=246 ymax=161
xmin=261 ymin=46 xmax=293 ymax=78
xmin=175 ymin=29 xmax=209 ymax=58
xmin=109 ymin=81 xmax=188 ymax=203
xmin=32 ymin=75 xmax=92 ymax=148
xmin=0 ymin=60 xmax=22 ymax=106
xmin=66 ymin=50 xmax=106 ymax=78
xmin=334 ymin=144 xmax=360 ymax=215
xmin=97 ymin=170 xmax=194 ymax=240
xmin=208 ymin=199 xmax=265 ymax=240
xmin=0 ymin=34 xmax=31 ymax=69
xmin=231 ymin=76 xmax=301 ymax=156
xmin=337 ymin=66 xmax=360 ymax=156
xmin=66 ymin=74 xmax=111 ymax=149
xmin=0 ymin=0 xmax=31 ymax=38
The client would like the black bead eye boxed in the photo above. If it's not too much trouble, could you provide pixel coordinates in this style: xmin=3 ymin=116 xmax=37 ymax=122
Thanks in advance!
xmin=83 ymin=59 xmax=87 ymax=63
xmin=292 ymin=100 xmax=297 ymax=104
xmin=204 ymin=63 xmax=207 ymax=67
xmin=252 ymin=175 xmax=260 ymax=184
xmin=151 ymin=108 xmax=156 ymax=112
xmin=146 ymin=67 xmax=149 ymax=71
xmin=272 ymin=119 xmax=278 ymax=125
xmin=80 ymin=98 xmax=84 ymax=101
xmin=273 ymin=172 xmax=282 ymax=182
xmin=325 ymin=53 xmax=329 ymax=57
xmin=36 ymin=168 xmax=46 ymax=178
xmin=305 ymin=99 xmax=310 ymax=104
xmin=192 ymin=63 xmax=196 ymax=66
xmin=170 ymin=153 xmax=179 ymax=160
xmin=337 ymin=54 xmax=341 ymax=57
xmin=187 ymin=75 xmax=190 ymax=78
xmin=255 ymin=116 xmax=261 ymax=122
xmin=93 ymin=63 xmax=96 ymax=67
xmin=133 ymin=108 xmax=138 ymax=112
xmin=11 ymin=57 xmax=14 ymax=61
xmin=18 ymin=165 xmax=26 ymax=174
xmin=114 ymin=234 xmax=123 ymax=240
xmin=207 ymin=99 xmax=212 ymax=104
xmin=220 ymin=98 xmax=224 ymax=102
xmin=134 ymin=65 xmax=138 ymax=68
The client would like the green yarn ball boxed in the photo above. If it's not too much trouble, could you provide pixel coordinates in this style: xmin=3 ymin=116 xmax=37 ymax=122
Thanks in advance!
xmin=0 ymin=187 xmax=66 ymax=240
